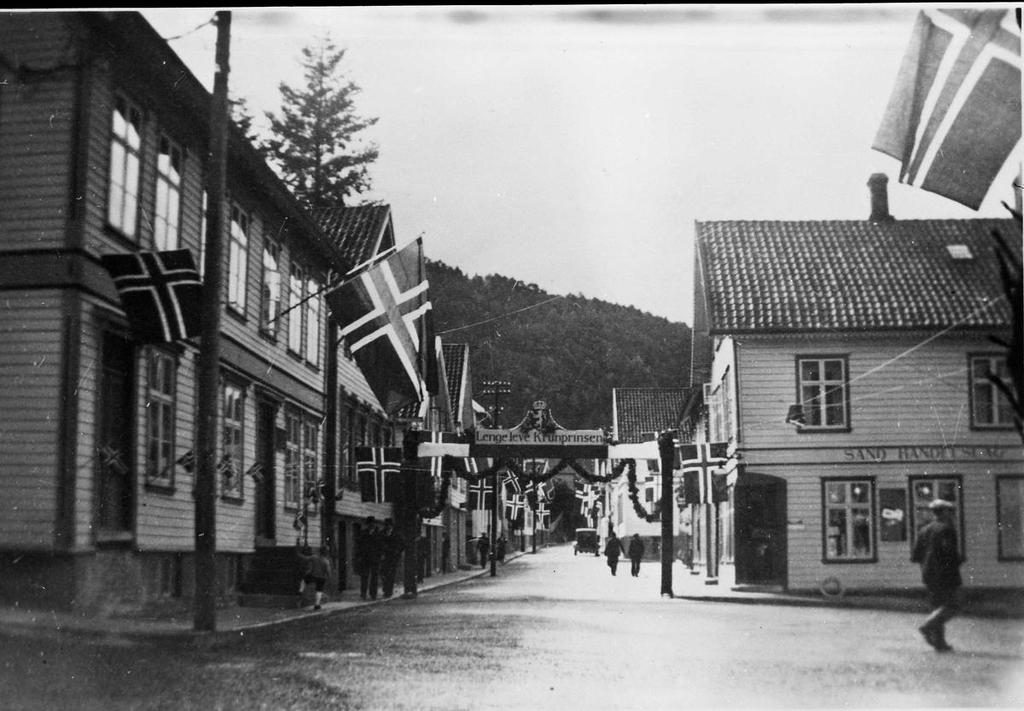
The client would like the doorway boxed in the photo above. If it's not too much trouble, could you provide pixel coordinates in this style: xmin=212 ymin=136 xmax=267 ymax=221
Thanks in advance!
xmin=254 ymin=400 xmax=277 ymax=543
xmin=734 ymin=472 xmax=787 ymax=587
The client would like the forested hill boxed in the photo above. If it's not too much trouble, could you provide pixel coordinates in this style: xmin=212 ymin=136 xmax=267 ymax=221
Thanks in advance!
xmin=426 ymin=260 xmax=692 ymax=430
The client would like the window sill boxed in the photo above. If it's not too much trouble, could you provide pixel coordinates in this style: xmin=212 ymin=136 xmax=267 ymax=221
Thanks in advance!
xmin=798 ymin=427 xmax=852 ymax=435
xmin=144 ymin=481 xmax=176 ymax=495
xmin=220 ymin=494 xmax=244 ymax=505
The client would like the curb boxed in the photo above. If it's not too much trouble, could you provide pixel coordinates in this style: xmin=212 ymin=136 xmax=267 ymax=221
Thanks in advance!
xmin=672 ymin=592 xmax=1024 ymax=619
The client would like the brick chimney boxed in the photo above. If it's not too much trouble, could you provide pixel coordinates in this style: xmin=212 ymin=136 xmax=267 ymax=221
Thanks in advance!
xmin=868 ymin=173 xmax=894 ymax=222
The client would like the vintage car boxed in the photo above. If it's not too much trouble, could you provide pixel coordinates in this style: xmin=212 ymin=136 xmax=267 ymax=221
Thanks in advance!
xmin=573 ymin=528 xmax=600 ymax=556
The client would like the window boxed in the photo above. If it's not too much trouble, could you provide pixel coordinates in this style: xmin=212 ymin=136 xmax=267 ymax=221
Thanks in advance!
xmin=305 ymin=273 xmax=321 ymax=365
xmin=107 ymin=95 xmax=142 ymax=237
xmin=288 ymin=263 xmax=305 ymax=354
xmin=303 ymin=419 xmax=319 ymax=507
xmin=823 ymin=479 xmax=874 ymax=561
xmin=798 ymin=356 xmax=849 ymax=431
xmin=221 ymin=381 xmax=244 ymax=499
xmin=909 ymin=476 xmax=962 ymax=554
xmin=227 ymin=204 xmax=249 ymax=313
xmin=260 ymin=241 xmax=281 ymax=336
xmin=154 ymin=135 xmax=183 ymax=250
xmin=997 ymin=476 xmax=1024 ymax=560
xmin=970 ymin=355 xmax=1014 ymax=428
xmin=145 ymin=349 xmax=177 ymax=487
xmin=284 ymin=410 xmax=302 ymax=508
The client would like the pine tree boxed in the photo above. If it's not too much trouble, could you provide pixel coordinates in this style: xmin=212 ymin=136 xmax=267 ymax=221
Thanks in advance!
xmin=262 ymin=35 xmax=379 ymax=209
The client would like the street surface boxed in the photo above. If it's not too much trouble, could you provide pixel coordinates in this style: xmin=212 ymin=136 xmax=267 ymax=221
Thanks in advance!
xmin=2 ymin=545 xmax=1022 ymax=710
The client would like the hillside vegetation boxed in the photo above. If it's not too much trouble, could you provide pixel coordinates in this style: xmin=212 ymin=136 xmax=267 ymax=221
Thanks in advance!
xmin=427 ymin=260 xmax=692 ymax=430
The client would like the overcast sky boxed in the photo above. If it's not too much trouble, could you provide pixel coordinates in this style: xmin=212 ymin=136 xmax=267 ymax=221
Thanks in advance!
xmin=141 ymin=5 xmax=1019 ymax=325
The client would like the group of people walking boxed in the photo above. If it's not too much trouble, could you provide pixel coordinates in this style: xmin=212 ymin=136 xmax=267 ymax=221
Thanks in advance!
xmin=603 ymin=532 xmax=645 ymax=577
xmin=355 ymin=516 xmax=404 ymax=600
xmin=475 ymin=533 xmax=506 ymax=568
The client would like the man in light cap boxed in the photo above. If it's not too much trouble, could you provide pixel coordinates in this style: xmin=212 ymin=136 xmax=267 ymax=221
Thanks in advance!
xmin=911 ymin=499 xmax=962 ymax=652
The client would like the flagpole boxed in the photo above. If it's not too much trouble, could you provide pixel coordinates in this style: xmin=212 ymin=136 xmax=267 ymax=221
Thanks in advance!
xmin=194 ymin=10 xmax=230 ymax=633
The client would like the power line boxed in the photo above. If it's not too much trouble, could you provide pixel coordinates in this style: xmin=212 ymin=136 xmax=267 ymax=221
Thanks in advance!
xmin=438 ymin=294 xmax=565 ymax=335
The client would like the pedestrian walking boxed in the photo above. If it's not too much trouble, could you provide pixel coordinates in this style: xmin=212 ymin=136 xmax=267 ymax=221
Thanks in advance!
xmin=296 ymin=540 xmax=331 ymax=610
xmin=911 ymin=499 xmax=962 ymax=653
xmin=476 ymin=533 xmax=490 ymax=569
xmin=356 ymin=516 xmax=382 ymax=600
xmin=604 ymin=532 xmax=625 ymax=576
xmin=379 ymin=518 xmax=403 ymax=598
xmin=627 ymin=534 xmax=645 ymax=577
xmin=496 ymin=536 xmax=507 ymax=564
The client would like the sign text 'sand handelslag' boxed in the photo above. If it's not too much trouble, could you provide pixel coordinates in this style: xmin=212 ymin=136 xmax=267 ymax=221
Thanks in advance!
xmin=471 ymin=429 xmax=609 ymax=458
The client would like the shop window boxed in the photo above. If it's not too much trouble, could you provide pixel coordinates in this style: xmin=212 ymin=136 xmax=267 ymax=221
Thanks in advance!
xmin=154 ymin=135 xmax=183 ymax=250
xmin=909 ymin=476 xmax=963 ymax=556
xmin=997 ymin=476 xmax=1024 ymax=560
xmin=797 ymin=356 xmax=849 ymax=431
xmin=107 ymin=94 xmax=142 ymax=237
xmin=970 ymin=355 xmax=1015 ymax=429
xmin=823 ymin=479 xmax=875 ymax=562
xmin=144 ymin=348 xmax=177 ymax=488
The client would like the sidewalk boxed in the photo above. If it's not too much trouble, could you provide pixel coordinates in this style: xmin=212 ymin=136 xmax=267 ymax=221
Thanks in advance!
xmin=1 ymin=552 xmax=1019 ymax=644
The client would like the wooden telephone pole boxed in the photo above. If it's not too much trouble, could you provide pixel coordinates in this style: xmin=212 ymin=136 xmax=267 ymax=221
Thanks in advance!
xmin=658 ymin=430 xmax=678 ymax=598
xmin=194 ymin=10 xmax=231 ymax=632
xmin=482 ymin=380 xmax=511 ymax=577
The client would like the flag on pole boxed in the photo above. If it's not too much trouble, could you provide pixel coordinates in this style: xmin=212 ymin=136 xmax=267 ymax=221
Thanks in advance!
xmin=246 ymin=461 xmax=264 ymax=484
xmin=503 ymin=472 xmax=522 ymax=495
xmin=505 ymin=493 xmax=525 ymax=523
xmin=100 ymin=249 xmax=203 ymax=343
xmin=873 ymin=9 xmax=1021 ymax=210
xmin=468 ymin=478 xmax=493 ymax=510
xmin=216 ymin=453 xmax=236 ymax=481
xmin=680 ymin=443 xmax=730 ymax=504
xmin=99 ymin=444 xmax=129 ymax=476
xmin=576 ymin=482 xmax=599 ymax=515
xmin=324 ymin=239 xmax=437 ymax=414
xmin=356 ymin=447 xmax=402 ymax=503
xmin=175 ymin=449 xmax=195 ymax=473
xmin=536 ymin=501 xmax=551 ymax=527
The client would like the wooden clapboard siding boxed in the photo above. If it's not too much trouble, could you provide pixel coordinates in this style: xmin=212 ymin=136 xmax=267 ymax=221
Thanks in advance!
xmin=737 ymin=332 xmax=1014 ymax=449
xmin=0 ymin=291 xmax=65 ymax=548
xmin=337 ymin=349 xmax=383 ymax=409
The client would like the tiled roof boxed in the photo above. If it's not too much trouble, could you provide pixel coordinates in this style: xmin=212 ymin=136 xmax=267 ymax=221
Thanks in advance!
xmin=613 ymin=388 xmax=690 ymax=443
xmin=313 ymin=205 xmax=392 ymax=268
xmin=442 ymin=343 xmax=467 ymax=413
xmin=696 ymin=218 xmax=1020 ymax=333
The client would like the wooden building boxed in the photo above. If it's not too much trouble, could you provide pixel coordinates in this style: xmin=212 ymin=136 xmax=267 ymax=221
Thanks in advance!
xmin=688 ymin=174 xmax=1024 ymax=595
xmin=0 ymin=11 xmax=390 ymax=612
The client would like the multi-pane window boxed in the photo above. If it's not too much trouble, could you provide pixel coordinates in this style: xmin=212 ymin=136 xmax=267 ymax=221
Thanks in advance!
xmin=154 ymin=135 xmax=183 ymax=250
xmin=288 ymin=263 xmax=305 ymax=354
xmin=798 ymin=356 xmax=849 ymax=430
xmin=823 ymin=479 xmax=874 ymax=561
xmin=910 ymin=476 xmax=962 ymax=553
xmin=227 ymin=204 xmax=249 ymax=313
xmin=261 ymin=241 xmax=282 ymax=336
xmin=107 ymin=95 xmax=142 ymax=236
xmin=284 ymin=411 xmax=302 ymax=508
xmin=997 ymin=476 xmax=1024 ymax=560
xmin=145 ymin=350 xmax=176 ymax=486
xmin=221 ymin=381 xmax=244 ymax=498
xmin=303 ymin=419 xmax=319 ymax=507
xmin=970 ymin=355 xmax=1014 ymax=428
xmin=305 ymin=273 xmax=321 ymax=365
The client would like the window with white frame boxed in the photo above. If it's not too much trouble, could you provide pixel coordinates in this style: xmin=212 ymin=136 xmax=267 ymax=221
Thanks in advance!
xmin=970 ymin=355 xmax=1014 ymax=428
xmin=304 ymin=273 xmax=321 ymax=365
xmin=910 ymin=476 xmax=962 ymax=553
xmin=107 ymin=95 xmax=143 ymax=237
xmin=288 ymin=262 xmax=305 ymax=354
xmin=997 ymin=475 xmax=1024 ymax=560
xmin=227 ymin=204 xmax=249 ymax=313
xmin=145 ymin=349 xmax=176 ymax=486
xmin=261 ymin=240 xmax=281 ymax=336
xmin=154 ymin=135 xmax=183 ymax=250
xmin=220 ymin=380 xmax=244 ymax=499
xmin=798 ymin=356 xmax=849 ymax=430
xmin=823 ymin=479 xmax=874 ymax=561
xmin=303 ymin=419 xmax=319 ymax=507
xmin=284 ymin=410 xmax=302 ymax=508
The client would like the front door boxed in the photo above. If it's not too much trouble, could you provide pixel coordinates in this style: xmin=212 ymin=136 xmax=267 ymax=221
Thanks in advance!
xmin=96 ymin=331 xmax=135 ymax=540
xmin=735 ymin=473 xmax=787 ymax=586
xmin=254 ymin=401 xmax=277 ymax=542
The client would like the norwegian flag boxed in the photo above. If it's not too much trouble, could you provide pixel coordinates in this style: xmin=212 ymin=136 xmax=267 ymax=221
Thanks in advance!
xmin=505 ymin=493 xmax=525 ymax=523
xmin=576 ymin=482 xmax=599 ymax=515
xmin=175 ymin=449 xmax=196 ymax=473
xmin=325 ymin=239 xmax=437 ymax=414
xmin=468 ymin=478 xmax=493 ymax=510
xmin=536 ymin=501 xmax=551 ymax=527
xmin=356 ymin=447 xmax=402 ymax=503
xmin=503 ymin=472 xmax=523 ymax=495
xmin=100 ymin=249 xmax=202 ymax=343
xmin=680 ymin=443 xmax=730 ymax=504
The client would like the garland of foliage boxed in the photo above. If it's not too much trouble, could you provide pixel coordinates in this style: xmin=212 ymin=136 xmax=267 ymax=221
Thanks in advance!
xmin=625 ymin=460 xmax=662 ymax=523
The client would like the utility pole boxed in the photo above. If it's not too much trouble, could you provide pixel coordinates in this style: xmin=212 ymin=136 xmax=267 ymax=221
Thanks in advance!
xmin=481 ymin=380 xmax=510 ymax=577
xmin=658 ymin=430 xmax=678 ymax=598
xmin=194 ymin=10 xmax=231 ymax=633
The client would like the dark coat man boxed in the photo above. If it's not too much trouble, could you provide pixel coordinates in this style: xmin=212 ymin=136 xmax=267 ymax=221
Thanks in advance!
xmin=356 ymin=517 xmax=382 ymax=600
xmin=911 ymin=499 xmax=962 ymax=652
xmin=604 ymin=533 xmax=625 ymax=576
xmin=627 ymin=534 xmax=645 ymax=577
xmin=379 ymin=519 xmax=403 ymax=598
xmin=476 ymin=534 xmax=490 ymax=569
